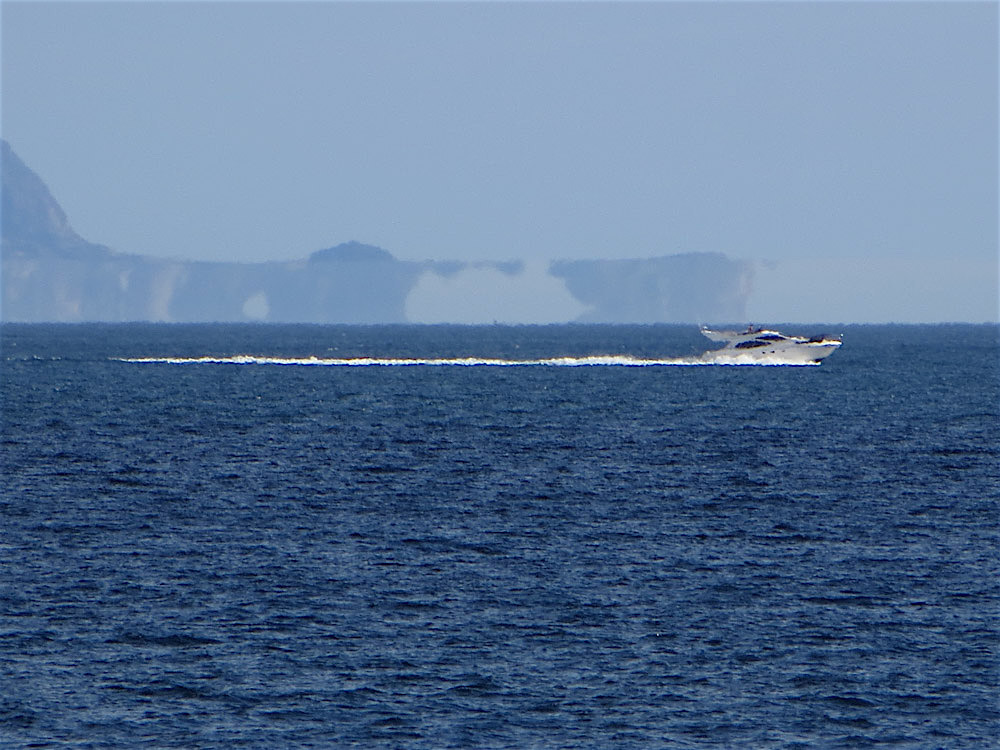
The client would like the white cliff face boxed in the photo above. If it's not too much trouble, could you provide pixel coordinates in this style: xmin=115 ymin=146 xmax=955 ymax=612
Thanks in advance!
xmin=147 ymin=264 xmax=188 ymax=322
xmin=405 ymin=261 xmax=590 ymax=324
xmin=241 ymin=291 xmax=270 ymax=321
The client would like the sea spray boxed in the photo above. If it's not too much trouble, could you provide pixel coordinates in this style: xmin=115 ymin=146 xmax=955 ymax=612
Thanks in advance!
xmin=118 ymin=353 xmax=821 ymax=367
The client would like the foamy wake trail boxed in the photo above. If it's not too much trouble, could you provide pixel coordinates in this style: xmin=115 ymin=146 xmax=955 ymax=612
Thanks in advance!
xmin=119 ymin=353 xmax=818 ymax=367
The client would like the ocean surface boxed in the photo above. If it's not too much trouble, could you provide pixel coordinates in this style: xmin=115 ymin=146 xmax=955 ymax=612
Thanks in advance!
xmin=2 ymin=323 xmax=998 ymax=749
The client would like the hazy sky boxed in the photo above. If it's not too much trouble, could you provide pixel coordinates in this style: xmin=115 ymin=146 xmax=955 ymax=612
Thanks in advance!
xmin=2 ymin=1 xmax=997 ymax=322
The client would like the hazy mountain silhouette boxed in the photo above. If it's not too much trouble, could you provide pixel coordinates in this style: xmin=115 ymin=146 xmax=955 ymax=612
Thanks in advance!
xmin=1 ymin=140 xmax=750 ymax=323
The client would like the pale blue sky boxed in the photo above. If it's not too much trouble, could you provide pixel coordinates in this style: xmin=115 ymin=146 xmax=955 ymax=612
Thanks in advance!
xmin=2 ymin=1 xmax=997 ymax=321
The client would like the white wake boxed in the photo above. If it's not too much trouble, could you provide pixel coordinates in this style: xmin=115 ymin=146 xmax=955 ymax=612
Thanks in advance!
xmin=118 ymin=353 xmax=819 ymax=367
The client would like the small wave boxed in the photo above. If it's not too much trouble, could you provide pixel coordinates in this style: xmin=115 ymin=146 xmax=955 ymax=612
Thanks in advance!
xmin=117 ymin=353 xmax=819 ymax=367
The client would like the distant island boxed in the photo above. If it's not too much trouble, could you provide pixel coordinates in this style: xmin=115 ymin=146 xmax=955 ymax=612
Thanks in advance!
xmin=1 ymin=140 xmax=752 ymax=324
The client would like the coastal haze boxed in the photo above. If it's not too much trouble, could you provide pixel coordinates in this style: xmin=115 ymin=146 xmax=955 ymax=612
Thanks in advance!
xmin=1 ymin=140 xmax=750 ymax=323
xmin=1 ymin=2 xmax=996 ymax=323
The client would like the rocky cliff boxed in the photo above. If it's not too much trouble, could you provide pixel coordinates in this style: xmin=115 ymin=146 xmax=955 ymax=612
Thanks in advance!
xmin=1 ymin=141 xmax=751 ymax=323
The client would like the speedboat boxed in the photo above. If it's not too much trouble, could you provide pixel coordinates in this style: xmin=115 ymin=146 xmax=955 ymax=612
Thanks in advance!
xmin=700 ymin=325 xmax=842 ymax=364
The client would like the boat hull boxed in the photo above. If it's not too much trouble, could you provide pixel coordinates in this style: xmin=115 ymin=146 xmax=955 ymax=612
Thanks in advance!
xmin=700 ymin=326 xmax=842 ymax=364
xmin=708 ymin=342 xmax=840 ymax=364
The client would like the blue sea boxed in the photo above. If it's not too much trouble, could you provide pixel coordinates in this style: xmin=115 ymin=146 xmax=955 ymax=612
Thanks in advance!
xmin=2 ymin=323 xmax=998 ymax=749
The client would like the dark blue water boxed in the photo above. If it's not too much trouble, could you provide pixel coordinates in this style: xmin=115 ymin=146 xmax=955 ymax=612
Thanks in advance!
xmin=2 ymin=323 xmax=998 ymax=748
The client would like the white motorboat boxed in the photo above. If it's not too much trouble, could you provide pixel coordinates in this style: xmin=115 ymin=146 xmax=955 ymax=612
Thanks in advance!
xmin=700 ymin=325 xmax=842 ymax=364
